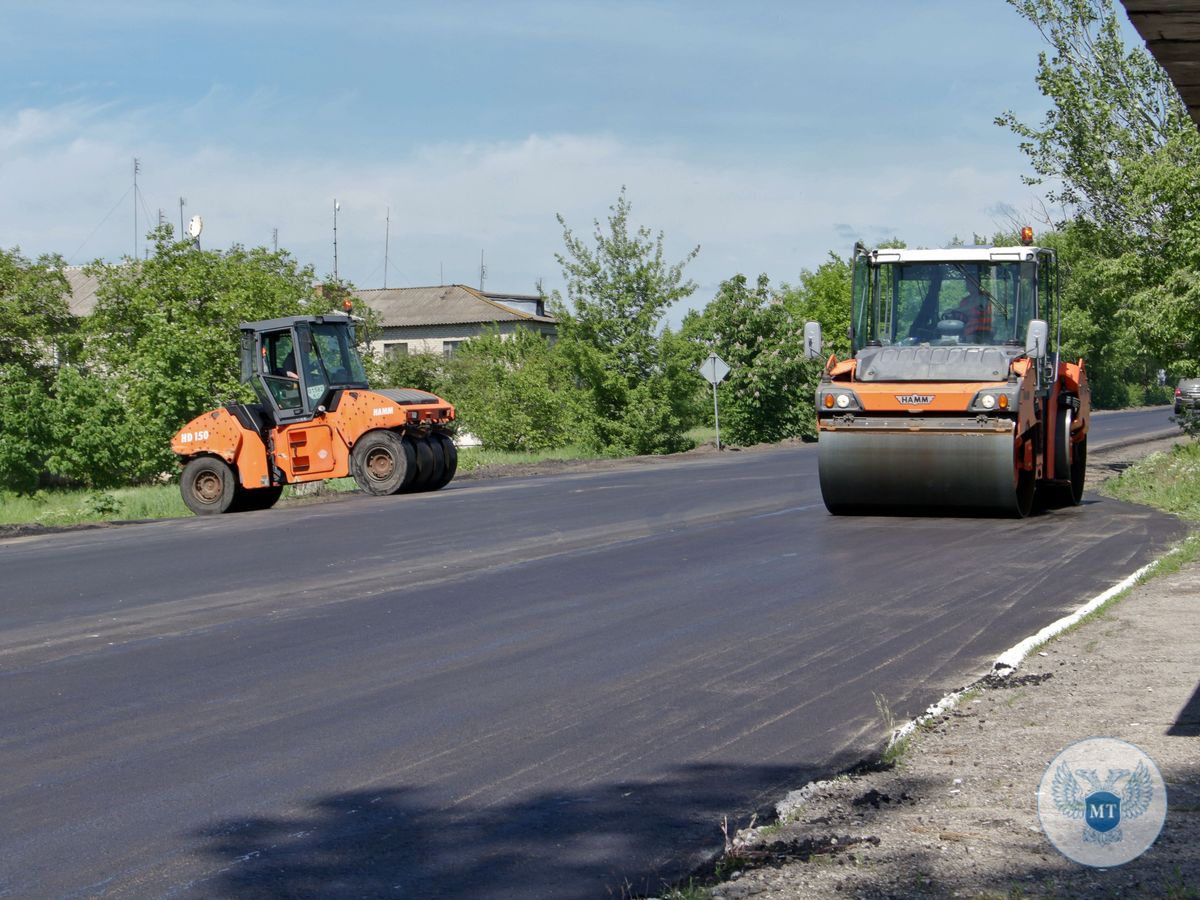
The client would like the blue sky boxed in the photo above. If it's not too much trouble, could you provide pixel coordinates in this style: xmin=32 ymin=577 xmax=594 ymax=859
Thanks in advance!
xmin=0 ymin=1 xmax=1139 ymax=319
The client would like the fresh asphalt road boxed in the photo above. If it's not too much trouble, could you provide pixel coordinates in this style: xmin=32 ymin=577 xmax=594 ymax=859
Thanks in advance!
xmin=1091 ymin=404 xmax=1179 ymax=448
xmin=0 ymin=409 xmax=1185 ymax=898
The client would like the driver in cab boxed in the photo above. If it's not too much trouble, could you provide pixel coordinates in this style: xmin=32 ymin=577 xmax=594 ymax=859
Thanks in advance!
xmin=952 ymin=280 xmax=992 ymax=341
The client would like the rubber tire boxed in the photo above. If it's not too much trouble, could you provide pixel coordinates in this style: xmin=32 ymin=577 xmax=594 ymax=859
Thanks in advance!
xmin=428 ymin=433 xmax=457 ymax=491
xmin=181 ymin=456 xmax=238 ymax=515
xmin=411 ymin=435 xmax=444 ymax=492
xmin=351 ymin=430 xmax=411 ymax=496
xmin=231 ymin=485 xmax=284 ymax=512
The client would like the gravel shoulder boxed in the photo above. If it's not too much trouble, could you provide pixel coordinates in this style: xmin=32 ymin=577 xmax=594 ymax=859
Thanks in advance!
xmin=692 ymin=436 xmax=1200 ymax=899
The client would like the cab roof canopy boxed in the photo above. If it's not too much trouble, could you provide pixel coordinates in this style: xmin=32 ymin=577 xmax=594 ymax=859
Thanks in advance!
xmin=239 ymin=312 xmax=356 ymax=333
xmin=867 ymin=247 xmax=1045 ymax=264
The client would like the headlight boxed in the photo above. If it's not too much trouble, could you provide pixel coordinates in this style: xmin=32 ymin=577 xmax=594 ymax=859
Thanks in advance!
xmin=818 ymin=388 xmax=862 ymax=412
xmin=971 ymin=389 xmax=1015 ymax=412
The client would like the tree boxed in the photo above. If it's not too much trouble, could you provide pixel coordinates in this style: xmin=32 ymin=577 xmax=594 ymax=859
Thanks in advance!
xmin=0 ymin=247 xmax=75 ymax=385
xmin=552 ymin=189 xmax=700 ymax=454
xmin=447 ymin=329 xmax=582 ymax=451
xmin=688 ymin=274 xmax=821 ymax=446
xmin=777 ymin=253 xmax=853 ymax=360
xmin=75 ymin=227 xmax=315 ymax=482
xmin=997 ymin=0 xmax=1200 ymax=237
xmin=999 ymin=0 xmax=1200 ymax=403
xmin=0 ymin=365 xmax=50 ymax=493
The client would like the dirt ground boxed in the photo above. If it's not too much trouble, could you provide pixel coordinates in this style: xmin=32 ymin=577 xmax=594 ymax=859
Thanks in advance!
xmin=686 ymin=435 xmax=1200 ymax=900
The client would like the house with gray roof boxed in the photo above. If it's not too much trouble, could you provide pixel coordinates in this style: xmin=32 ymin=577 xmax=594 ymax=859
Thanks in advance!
xmin=61 ymin=266 xmax=555 ymax=359
xmin=352 ymin=284 xmax=557 ymax=358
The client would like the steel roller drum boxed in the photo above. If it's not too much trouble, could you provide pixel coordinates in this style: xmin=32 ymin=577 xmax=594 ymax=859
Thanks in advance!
xmin=818 ymin=424 xmax=1021 ymax=514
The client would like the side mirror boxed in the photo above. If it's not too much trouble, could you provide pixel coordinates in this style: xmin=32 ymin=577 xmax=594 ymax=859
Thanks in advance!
xmin=804 ymin=321 xmax=824 ymax=360
xmin=1025 ymin=319 xmax=1049 ymax=359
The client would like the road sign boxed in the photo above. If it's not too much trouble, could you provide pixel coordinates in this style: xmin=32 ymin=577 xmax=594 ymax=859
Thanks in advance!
xmin=698 ymin=353 xmax=731 ymax=450
xmin=699 ymin=353 xmax=730 ymax=386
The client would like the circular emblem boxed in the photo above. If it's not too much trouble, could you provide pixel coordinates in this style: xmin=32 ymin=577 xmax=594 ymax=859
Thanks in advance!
xmin=1038 ymin=737 xmax=1166 ymax=867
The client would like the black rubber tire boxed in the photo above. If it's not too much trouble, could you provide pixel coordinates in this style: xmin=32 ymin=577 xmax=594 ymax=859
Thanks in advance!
xmin=351 ymin=430 xmax=410 ymax=496
xmin=232 ymin=485 xmax=284 ymax=512
xmin=428 ymin=433 xmax=457 ymax=491
xmin=180 ymin=456 xmax=238 ymax=515
xmin=411 ymin=435 xmax=444 ymax=492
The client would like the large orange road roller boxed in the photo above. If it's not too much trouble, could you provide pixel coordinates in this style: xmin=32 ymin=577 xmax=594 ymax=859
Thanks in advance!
xmin=171 ymin=313 xmax=457 ymax=515
xmin=804 ymin=230 xmax=1089 ymax=516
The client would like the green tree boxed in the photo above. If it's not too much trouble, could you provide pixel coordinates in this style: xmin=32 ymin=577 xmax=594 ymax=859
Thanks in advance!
xmin=689 ymin=274 xmax=821 ymax=446
xmin=77 ymin=227 xmax=315 ymax=482
xmin=997 ymin=0 xmax=1199 ymax=235
xmin=447 ymin=329 xmax=581 ymax=451
xmin=1000 ymin=0 xmax=1200 ymax=403
xmin=374 ymin=350 xmax=450 ymax=396
xmin=0 ymin=247 xmax=75 ymax=385
xmin=0 ymin=365 xmax=50 ymax=493
xmin=777 ymin=252 xmax=853 ymax=359
xmin=552 ymin=189 xmax=700 ymax=454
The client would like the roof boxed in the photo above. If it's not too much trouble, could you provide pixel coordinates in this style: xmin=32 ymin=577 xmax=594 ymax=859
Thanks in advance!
xmin=1122 ymin=0 xmax=1200 ymax=128
xmin=63 ymin=267 xmax=101 ymax=316
xmin=351 ymin=284 xmax=557 ymax=328
xmin=866 ymin=246 xmax=1045 ymax=264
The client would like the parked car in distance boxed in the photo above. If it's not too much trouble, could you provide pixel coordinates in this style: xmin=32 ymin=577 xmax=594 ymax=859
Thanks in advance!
xmin=1175 ymin=378 xmax=1200 ymax=415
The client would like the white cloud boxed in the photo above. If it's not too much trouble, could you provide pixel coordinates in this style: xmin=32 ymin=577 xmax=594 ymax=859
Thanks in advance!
xmin=0 ymin=101 xmax=1048 ymax=318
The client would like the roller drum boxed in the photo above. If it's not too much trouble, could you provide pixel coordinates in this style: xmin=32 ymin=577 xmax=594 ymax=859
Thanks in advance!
xmin=818 ymin=425 xmax=1023 ymax=515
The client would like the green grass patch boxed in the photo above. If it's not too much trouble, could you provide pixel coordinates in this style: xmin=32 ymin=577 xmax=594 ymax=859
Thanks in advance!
xmin=1100 ymin=441 xmax=1200 ymax=520
xmin=0 ymin=430 xmax=710 ymax=528
xmin=0 ymin=484 xmax=189 ymax=527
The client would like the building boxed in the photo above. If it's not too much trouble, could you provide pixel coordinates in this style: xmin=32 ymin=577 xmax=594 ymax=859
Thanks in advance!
xmin=352 ymin=284 xmax=557 ymax=358
xmin=62 ymin=267 xmax=102 ymax=316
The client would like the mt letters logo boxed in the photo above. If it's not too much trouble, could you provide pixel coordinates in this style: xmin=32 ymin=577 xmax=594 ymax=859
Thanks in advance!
xmin=1038 ymin=737 xmax=1166 ymax=867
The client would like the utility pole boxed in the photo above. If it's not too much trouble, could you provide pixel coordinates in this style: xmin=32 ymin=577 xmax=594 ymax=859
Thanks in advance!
xmin=384 ymin=206 xmax=390 ymax=289
xmin=132 ymin=158 xmax=140 ymax=259
xmin=272 ymin=227 xmax=278 ymax=253
xmin=179 ymin=197 xmax=186 ymax=238
xmin=333 ymin=198 xmax=340 ymax=283
xmin=479 ymin=249 xmax=486 ymax=291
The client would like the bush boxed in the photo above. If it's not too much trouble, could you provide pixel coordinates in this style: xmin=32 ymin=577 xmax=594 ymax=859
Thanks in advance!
xmin=0 ymin=365 xmax=50 ymax=493
xmin=447 ymin=330 xmax=581 ymax=451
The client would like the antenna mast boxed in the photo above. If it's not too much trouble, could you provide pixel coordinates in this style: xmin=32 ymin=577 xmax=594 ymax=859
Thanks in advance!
xmin=272 ymin=227 xmax=278 ymax=252
xmin=384 ymin=206 xmax=390 ymax=290
xmin=179 ymin=197 xmax=186 ymax=238
xmin=479 ymin=249 xmax=486 ymax=291
xmin=333 ymin=198 xmax=340 ymax=283
xmin=132 ymin=157 xmax=140 ymax=258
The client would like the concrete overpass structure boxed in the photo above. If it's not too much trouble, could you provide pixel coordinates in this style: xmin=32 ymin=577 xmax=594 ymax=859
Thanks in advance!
xmin=1122 ymin=0 xmax=1200 ymax=126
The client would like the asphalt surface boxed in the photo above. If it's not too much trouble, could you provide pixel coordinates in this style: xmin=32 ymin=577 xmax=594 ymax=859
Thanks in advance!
xmin=1090 ymin=404 xmax=1179 ymax=448
xmin=0 ymin=408 xmax=1185 ymax=898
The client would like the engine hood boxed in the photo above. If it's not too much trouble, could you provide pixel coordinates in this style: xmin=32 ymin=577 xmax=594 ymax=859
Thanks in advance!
xmin=854 ymin=345 xmax=1022 ymax=383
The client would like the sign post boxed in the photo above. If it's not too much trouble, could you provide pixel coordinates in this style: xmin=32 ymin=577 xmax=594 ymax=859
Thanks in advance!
xmin=698 ymin=352 xmax=731 ymax=450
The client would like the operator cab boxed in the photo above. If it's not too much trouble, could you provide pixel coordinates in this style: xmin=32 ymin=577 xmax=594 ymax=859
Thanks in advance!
xmin=240 ymin=313 xmax=369 ymax=424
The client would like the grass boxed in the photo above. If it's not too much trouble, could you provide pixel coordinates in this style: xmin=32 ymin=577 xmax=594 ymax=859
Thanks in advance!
xmin=0 ymin=427 xmax=718 ymax=529
xmin=1100 ymin=440 xmax=1200 ymax=520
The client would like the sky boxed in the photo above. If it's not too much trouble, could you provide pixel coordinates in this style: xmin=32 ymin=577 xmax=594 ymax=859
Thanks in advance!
xmin=0 ymin=1 xmax=1139 ymax=322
